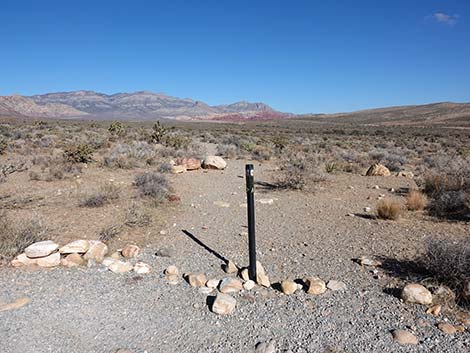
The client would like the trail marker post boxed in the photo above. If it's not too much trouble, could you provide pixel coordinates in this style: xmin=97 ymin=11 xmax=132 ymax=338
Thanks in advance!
xmin=245 ymin=164 xmax=257 ymax=281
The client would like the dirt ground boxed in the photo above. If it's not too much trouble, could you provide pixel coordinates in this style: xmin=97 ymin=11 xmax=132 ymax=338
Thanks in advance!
xmin=1 ymin=155 xmax=469 ymax=352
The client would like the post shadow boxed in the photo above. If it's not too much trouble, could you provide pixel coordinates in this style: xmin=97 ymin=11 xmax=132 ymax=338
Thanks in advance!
xmin=181 ymin=229 xmax=229 ymax=264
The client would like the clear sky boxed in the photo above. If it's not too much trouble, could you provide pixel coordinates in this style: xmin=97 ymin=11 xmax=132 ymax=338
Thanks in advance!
xmin=1 ymin=0 xmax=469 ymax=113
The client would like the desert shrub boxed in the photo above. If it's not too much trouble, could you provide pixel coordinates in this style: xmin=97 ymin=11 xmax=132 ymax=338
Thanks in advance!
xmin=251 ymin=145 xmax=273 ymax=161
xmin=406 ymin=190 xmax=427 ymax=211
xmin=99 ymin=223 xmax=123 ymax=242
xmin=163 ymin=134 xmax=190 ymax=150
xmin=424 ymin=154 xmax=470 ymax=220
xmin=158 ymin=162 xmax=173 ymax=173
xmin=64 ymin=144 xmax=94 ymax=163
xmin=134 ymin=172 xmax=170 ymax=203
xmin=149 ymin=121 xmax=167 ymax=144
xmin=275 ymin=151 xmax=327 ymax=190
xmin=124 ymin=203 xmax=151 ymax=228
xmin=325 ymin=161 xmax=338 ymax=174
xmin=419 ymin=239 xmax=470 ymax=307
xmin=0 ymin=212 xmax=46 ymax=262
xmin=376 ymin=198 xmax=403 ymax=220
xmin=0 ymin=138 xmax=8 ymax=155
xmin=216 ymin=144 xmax=240 ymax=159
xmin=104 ymin=141 xmax=157 ymax=168
xmin=108 ymin=121 xmax=125 ymax=137
xmin=0 ymin=159 xmax=28 ymax=183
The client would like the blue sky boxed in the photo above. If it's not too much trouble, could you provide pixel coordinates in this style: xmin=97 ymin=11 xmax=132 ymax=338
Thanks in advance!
xmin=1 ymin=0 xmax=469 ymax=113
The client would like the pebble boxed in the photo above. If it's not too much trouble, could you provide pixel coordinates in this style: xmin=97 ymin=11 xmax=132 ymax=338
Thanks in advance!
xmin=392 ymin=329 xmax=418 ymax=345
xmin=437 ymin=323 xmax=457 ymax=334
xmin=133 ymin=262 xmax=151 ymax=274
xmin=401 ymin=283 xmax=433 ymax=305
xmin=305 ymin=277 xmax=326 ymax=295
xmin=186 ymin=273 xmax=207 ymax=287
xmin=281 ymin=280 xmax=298 ymax=295
xmin=121 ymin=244 xmax=140 ymax=258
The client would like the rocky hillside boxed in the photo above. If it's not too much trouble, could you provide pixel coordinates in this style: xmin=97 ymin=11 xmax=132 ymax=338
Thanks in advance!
xmin=0 ymin=90 xmax=278 ymax=120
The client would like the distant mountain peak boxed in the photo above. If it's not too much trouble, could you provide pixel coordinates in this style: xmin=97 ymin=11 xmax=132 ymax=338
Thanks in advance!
xmin=0 ymin=90 xmax=282 ymax=121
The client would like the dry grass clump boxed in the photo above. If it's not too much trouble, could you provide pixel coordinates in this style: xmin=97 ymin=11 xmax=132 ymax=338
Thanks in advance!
xmin=99 ymin=223 xmax=123 ymax=242
xmin=419 ymin=239 xmax=470 ymax=308
xmin=406 ymin=190 xmax=427 ymax=211
xmin=0 ymin=212 xmax=46 ymax=262
xmin=79 ymin=183 xmax=121 ymax=208
xmin=376 ymin=198 xmax=403 ymax=220
xmin=103 ymin=142 xmax=158 ymax=169
xmin=134 ymin=172 xmax=170 ymax=203
xmin=124 ymin=203 xmax=152 ymax=228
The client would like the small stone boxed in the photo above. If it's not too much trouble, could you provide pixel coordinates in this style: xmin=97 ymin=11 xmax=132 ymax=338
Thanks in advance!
xmin=133 ymin=262 xmax=151 ymax=274
xmin=401 ymin=283 xmax=433 ymax=305
xmin=61 ymin=253 xmax=85 ymax=267
xmin=305 ymin=277 xmax=326 ymax=295
xmin=281 ymin=280 xmax=298 ymax=295
xmin=155 ymin=248 xmax=173 ymax=257
xmin=426 ymin=304 xmax=442 ymax=316
xmin=243 ymin=280 xmax=256 ymax=290
xmin=258 ymin=199 xmax=274 ymax=205
xmin=24 ymin=240 xmax=59 ymax=258
xmin=211 ymin=293 xmax=236 ymax=315
xmin=186 ymin=273 xmax=207 ymax=287
xmin=108 ymin=260 xmax=133 ymax=273
xmin=198 ymin=287 xmax=213 ymax=295
xmin=366 ymin=163 xmax=391 ymax=177
xmin=327 ymin=280 xmax=347 ymax=291
xmin=84 ymin=240 xmax=108 ymax=262
xmin=110 ymin=252 xmax=121 ymax=260
xmin=206 ymin=279 xmax=220 ymax=289
xmin=255 ymin=339 xmax=276 ymax=353
xmin=166 ymin=274 xmax=179 ymax=285
xmin=392 ymin=329 xmax=418 ymax=345
xmin=363 ymin=207 xmax=371 ymax=213
xmin=167 ymin=194 xmax=181 ymax=202
xmin=175 ymin=157 xmax=201 ymax=171
xmin=222 ymin=260 xmax=238 ymax=274
xmin=59 ymin=239 xmax=90 ymax=254
xmin=102 ymin=257 xmax=117 ymax=267
xmin=36 ymin=252 xmax=61 ymax=267
xmin=358 ymin=256 xmax=382 ymax=267
xmin=219 ymin=277 xmax=243 ymax=293
xmin=240 ymin=268 xmax=250 ymax=281
xmin=256 ymin=261 xmax=271 ymax=287
xmin=121 ymin=244 xmax=140 ymax=258
xmin=455 ymin=325 xmax=466 ymax=333
xmin=437 ymin=323 xmax=457 ymax=334
xmin=213 ymin=201 xmax=230 ymax=208
xmin=164 ymin=265 xmax=179 ymax=276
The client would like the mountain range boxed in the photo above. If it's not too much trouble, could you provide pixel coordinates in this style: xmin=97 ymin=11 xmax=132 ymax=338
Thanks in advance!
xmin=0 ymin=91 xmax=281 ymax=121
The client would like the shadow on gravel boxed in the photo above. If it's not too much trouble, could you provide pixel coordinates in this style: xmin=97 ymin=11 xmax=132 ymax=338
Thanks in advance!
xmin=378 ymin=257 xmax=429 ymax=281
xmin=353 ymin=213 xmax=377 ymax=220
xmin=254 ymin=181 xmax=278 ymax=190
xmin=182 ymin=230 xmax=228 ymax=263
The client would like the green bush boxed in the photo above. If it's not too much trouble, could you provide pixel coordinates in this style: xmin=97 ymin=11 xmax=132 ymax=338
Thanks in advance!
xmin=64 ymin=144 xmax=95 ymax=163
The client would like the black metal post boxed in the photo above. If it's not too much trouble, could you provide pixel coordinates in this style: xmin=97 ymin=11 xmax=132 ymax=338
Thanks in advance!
xmin=245 ymin=164 xmax=257 ymax=281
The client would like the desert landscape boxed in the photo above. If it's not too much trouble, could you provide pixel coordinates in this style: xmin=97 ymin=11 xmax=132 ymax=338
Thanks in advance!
xmin=0 ymin=107 xmax=469 ymax=352
xmin=2 ymin=1 xmax=470 ymax=352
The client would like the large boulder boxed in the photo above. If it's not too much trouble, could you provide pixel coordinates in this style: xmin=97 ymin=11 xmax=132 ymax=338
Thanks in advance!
xmin=202 ymin=156 xmax=227 ymax=170
xmin=401 ymin=283 xmax=433 ymax=305
xmin=366 ymin=163 xmax=391 ymax=177
xmin=24 ymin=240 xmax=59 ymax=258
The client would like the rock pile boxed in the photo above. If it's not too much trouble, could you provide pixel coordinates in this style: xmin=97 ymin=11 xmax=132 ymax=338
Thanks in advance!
xmin=171 ymin=155 xmax=227 ymax=174
xmin=12 ymin=240 xmax=150 ymax=275
xmin=366 ymin=163 xmax=391 ymax=177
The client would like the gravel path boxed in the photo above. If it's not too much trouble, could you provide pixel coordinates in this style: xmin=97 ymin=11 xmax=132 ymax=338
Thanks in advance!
xmin=1 ymin=159 xmax=469 ymax=352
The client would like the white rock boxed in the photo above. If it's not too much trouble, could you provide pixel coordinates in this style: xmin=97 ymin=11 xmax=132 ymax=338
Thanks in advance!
xmin=24 ymin=240 xmax=59 ymax=258
xmin=102 ymin=257 xmax=117 ymax=267
xmin=133 ymin=262 xmax=151 ymax=274
xmin=202 ymin=156 xmax=227 ymax=170
xmin=243 ymin=280 xmax=256 ymax=290
xmin=327 ymin=280 xmax=347 ymax=291
xmin=392 ymin=329 xmax=418 ymax=345
xmin=305 ymin=277 xmax=326 ymax=295
xmin=222 ymin=260 xmax=238 ymax=274
xmin=401 ymin=283 xmax=432 ymax=305
xmin=281 ymin=280 xmax=298 ymax=295
xmin=59 ymin=239 xmax=90 ymax=254
xmin=36 ymin=252 xmax=61 ymax=267
xmin=211 ymin=293 xmax=236 ymax=315
xmin=121 ymin=244 xmax=140 ymax=258
xmin=358 ymin=256 xmax=381 ymax=267
xmin=198 ymin=287 xmax=213 ymax=295
xmin=213 ymin=201 xmax=230 ymax=208
xmin=219 ymin=277 xmax=243 ymax=294
xmin=11 ymin=253 xmax=37 ymax=267
xmin=258 ymin=199 xmax=274 ymax=205
xmin=255 ymin=339 xmax=277 ymax=353
xmin=84 ymin=240 xmax=108 ymax=263
xmin=108 ymin=260 xmax=133 ymax=273
xmin=206 ymin=279 xmax=220 ymax=289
